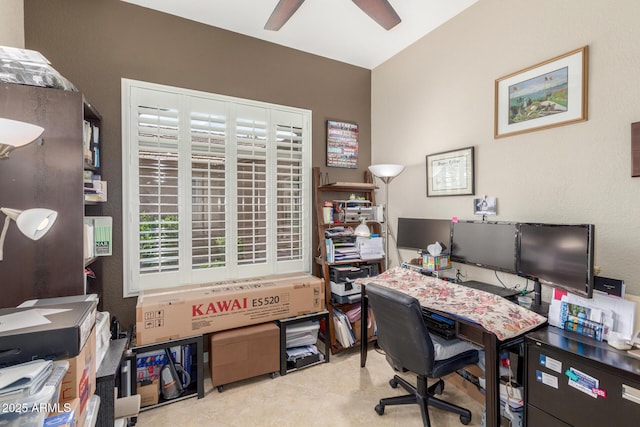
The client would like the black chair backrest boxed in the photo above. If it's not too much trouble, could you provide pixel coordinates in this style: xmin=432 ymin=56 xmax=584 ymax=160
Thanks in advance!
xmin=366 ymin=283 xmax=435 ymax=376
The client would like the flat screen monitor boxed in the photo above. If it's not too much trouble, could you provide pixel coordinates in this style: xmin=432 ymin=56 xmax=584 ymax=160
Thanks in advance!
xmin=396 ymin=218 xmax=451 ymax=251
xmin=450 ymin=220 xmax=518 ymax=273
xmin=517 ymin=223 xmax=594 ymax=298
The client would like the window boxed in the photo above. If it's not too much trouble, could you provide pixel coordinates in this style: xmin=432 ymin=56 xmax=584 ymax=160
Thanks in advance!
xmin=122 ymin=79 xmax=311 ymax=296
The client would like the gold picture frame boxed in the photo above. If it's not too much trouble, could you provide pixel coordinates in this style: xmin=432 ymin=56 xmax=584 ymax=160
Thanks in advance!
xmin=494 ymin=46 xmax=588 ymax=138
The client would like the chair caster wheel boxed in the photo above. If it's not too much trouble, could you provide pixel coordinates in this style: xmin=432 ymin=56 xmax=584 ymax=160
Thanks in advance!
xmin=460 ymin=415 xmax=471 ymax=425
xmin=375 ymin=404 xmax=385 ymax=416
xmin=217 ymin=385 xmax=224 ymax=392
xmin=389 ymin=378 xmax=398 ymax=388
xmin=270 ymin=372 xmax=276 ymax=379
xmin=435 ymin=381 xmax=444 ymax=395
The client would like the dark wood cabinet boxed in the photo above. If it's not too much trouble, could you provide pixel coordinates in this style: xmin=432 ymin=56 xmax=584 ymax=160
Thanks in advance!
xmin=0 ymin=83 xmax=85 ymax=306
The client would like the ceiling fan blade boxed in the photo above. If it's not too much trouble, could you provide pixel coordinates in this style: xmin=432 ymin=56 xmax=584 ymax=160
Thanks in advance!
xmin=264 ymin=0 xmax=306 ymax=31
xmin=352 ymin=0 xmax=401 ymax=30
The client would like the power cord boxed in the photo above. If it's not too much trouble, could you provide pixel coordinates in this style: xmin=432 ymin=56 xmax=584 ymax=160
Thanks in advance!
xmin=494 ymin=270 xmax=510 ymax=289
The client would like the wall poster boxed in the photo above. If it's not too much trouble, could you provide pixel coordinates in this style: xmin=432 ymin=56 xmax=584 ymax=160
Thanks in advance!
xmin=326 ymin=120 xmax=358 ymax=168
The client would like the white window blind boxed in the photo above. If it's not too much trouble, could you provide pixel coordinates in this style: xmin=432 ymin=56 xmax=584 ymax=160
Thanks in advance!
xmin=122 ymin=80 xmax=311 ymax=296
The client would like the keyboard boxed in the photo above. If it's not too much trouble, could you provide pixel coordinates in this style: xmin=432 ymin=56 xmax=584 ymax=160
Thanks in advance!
xmin=461 ymin=280 xmax=520 ymax=300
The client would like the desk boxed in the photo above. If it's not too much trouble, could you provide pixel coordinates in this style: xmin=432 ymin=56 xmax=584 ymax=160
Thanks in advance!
xmin=357 ymin=267 xmax=547 ymax=427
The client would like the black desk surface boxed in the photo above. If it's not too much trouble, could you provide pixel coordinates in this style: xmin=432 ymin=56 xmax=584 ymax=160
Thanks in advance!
xmin=526 ymin=326 xmax=640 ymax=378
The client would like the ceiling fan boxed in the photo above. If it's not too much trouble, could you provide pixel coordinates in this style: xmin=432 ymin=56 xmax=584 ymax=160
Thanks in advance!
xmin=264 ymin=0 xmax=401 ymax=31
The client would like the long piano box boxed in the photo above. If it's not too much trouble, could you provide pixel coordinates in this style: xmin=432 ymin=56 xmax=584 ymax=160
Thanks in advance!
xmin=0 ymin=301 xmax=97 ymax=367
xmin=136 ymin=273 xmax=324 ymax=345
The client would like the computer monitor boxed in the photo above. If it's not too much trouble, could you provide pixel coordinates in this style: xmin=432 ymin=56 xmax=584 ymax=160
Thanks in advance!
xmin=517 ymin=223 xmax=594 ymax=300
xmin=396 ymin=218 xmax=451 ymax=251
xmin=450 ymin=220 xmax=518 ymax=273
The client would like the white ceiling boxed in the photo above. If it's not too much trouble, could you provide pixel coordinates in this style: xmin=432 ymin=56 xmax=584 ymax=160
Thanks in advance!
xmin=121 ymin=0 xmax=477 ymax=69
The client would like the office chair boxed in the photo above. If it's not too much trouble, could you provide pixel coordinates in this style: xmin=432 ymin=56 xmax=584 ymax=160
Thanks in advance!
xmin=366 ymin=283 xmax=479 ymax=427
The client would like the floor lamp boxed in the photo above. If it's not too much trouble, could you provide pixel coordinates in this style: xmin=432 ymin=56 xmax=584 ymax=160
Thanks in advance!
xmin=368 ymin=164 xmax=405 ymax=268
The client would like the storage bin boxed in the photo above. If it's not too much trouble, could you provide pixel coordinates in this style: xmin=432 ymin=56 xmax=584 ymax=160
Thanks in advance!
xmin=0 ymin=361 xmax=68 ymax=427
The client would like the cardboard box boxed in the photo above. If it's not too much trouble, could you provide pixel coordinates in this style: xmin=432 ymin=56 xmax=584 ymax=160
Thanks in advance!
xmin=60 ymin=327 xmax=96 ymax=416
xmin=138 ymin=380 xmax=159 ymax=408
xmin=136 ymin=273 xmax=324 ymax=345
xmin=209 ymin=322 xmax=279 ymax=387
xmin=422 ymin=254 xmax=452 ymax=271
xmin=0 ymin=301 xmax=96 ymax=366
xmin=444 ymin=364 xmax=485 ymax=404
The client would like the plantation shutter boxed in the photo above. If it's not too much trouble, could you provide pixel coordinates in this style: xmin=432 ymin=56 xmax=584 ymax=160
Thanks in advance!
xmin=123 ymin=79 xmax=311 ymax=296
xmin=135 ymin=90 xmax=181 ymax=281
xmin=274 ymin=112 xmax=305 ymax=263
xmin=190 ymin=99 xmax=228 ymax=271
xmin=235 ymin=105 xmax=268 ymax=266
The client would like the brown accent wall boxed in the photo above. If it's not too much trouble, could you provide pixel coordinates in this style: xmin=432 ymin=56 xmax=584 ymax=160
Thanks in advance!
xmin=24 ymin=0 xmax=371 ymax=329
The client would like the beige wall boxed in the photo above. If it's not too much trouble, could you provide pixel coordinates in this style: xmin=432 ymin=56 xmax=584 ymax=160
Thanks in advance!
xmin=0 ymin=0 xmax=24 ymax=48
xmin=24 ymin=0 xmax=371 ymax=328
xmin=372 ymin=0 xmax=640 ymax=297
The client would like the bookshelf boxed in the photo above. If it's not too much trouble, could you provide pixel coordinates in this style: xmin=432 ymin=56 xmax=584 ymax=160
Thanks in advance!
xmin=83 ymin=100 xmax=109 ymax=308
xmin=313 ymin=167 xmax=384 ymax=354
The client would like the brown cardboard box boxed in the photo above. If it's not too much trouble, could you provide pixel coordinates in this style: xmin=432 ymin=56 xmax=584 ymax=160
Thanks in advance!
xmin=60 ymin=328 xmax=96 ymax=416
xmin=138 ymin=272 xmax=307 ymax=297
xmin=136 ymin=274 xmax=324 ymax=345
xmin=444 ymin=364 xmax=485 ymax=404
xmin=209 ymin=322 xmax=280 ymax=388
xmin=138 ymin=380 xmax=159 ymax=408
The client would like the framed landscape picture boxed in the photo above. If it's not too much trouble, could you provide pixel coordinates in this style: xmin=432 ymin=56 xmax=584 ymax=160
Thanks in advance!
xmin=494 ymin=46 xmax=588 ymax=138
xmin=326 ymin=120 xmax=358 ymax=168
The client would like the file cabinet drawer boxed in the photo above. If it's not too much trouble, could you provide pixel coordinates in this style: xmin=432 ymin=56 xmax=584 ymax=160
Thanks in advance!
xmin=526 ymin=339 xmax=640 ymax=425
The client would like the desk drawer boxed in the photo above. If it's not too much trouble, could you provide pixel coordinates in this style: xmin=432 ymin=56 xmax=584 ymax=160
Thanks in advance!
xmin=456 ymin=322 xmax=484 ymax=347
xmin=526 ymin=404 xmax=570 ymax=427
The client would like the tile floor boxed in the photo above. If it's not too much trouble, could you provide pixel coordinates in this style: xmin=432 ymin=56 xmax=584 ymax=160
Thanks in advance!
xmin=135 ymin=345 xmax=484 ymax=427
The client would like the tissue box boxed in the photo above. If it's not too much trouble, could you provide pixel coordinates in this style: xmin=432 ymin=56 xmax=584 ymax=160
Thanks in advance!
xmin=422 ymin=254 xmax=451 ymax=271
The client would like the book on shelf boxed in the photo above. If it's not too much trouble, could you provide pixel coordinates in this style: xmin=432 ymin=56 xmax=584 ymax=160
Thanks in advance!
xmin=84 ymin=180 xmax=107 ymax=202
xmin=325 ymin=238 xmax=334 ymax=263
xmin=82 ymin=120 xmax=101 ymax=168
xmin=83 ymin=216 xmax=113 ymax=257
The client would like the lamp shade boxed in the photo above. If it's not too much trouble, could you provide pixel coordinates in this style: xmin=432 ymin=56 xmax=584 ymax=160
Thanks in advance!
xmin=0 ymin=118 xmax=44 ymax=158
xmin=1 ymin=208 xmax=58 ymax=240
xmin=368 ymin=164 xmax=405 ymax=179
xmin=354 ymin=218 xmax=371 ymax=237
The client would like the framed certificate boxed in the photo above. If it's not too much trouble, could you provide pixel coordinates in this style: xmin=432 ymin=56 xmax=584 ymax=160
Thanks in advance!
xmin=426 ymin=146 xmax=474 ymax=197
